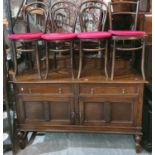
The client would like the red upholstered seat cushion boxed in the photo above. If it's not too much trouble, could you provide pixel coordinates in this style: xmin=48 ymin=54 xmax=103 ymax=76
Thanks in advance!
xmin=108 ymin=30 xmax=145 ymax=36
xmin=41 ymin=32 xmax=77 ymax=40
xmin=8 ymin=32 xmax=43 ymax=40
xmin=77 ymin=32 xmax=112 ymax=39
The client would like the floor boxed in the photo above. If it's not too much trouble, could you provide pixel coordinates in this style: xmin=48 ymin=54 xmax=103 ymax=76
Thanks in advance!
xmin=4 ymin=132 xmax=151 ymax=155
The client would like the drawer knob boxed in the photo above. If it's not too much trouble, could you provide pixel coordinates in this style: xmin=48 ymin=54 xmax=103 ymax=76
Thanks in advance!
xmin=90 ymin=88 xmax=94 ymax=95
xmin=58 ymin=88 xmax=62 ymax=94
xmin=122 ymin=89 xmax=126 ymax=94
xmin=21 ymin=88 xmax=24 ymax=92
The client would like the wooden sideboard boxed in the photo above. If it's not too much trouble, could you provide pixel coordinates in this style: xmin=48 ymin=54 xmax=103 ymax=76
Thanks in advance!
xmin=4 ymin=0 xmax=150 ymax=153
xmin=12 ymin=68 xmax=146 ymax=153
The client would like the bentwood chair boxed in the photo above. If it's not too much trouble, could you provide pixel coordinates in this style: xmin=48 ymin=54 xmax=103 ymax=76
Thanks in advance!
xmin=41 ymin=1 xmax=77 ymax=79
xmin=77 ymin=0 xmax=112 ymax=79
xmin=8 ymin=2 xmax=48 ymax=79
xmin=108 ymin=1 xmax=146 ymax=80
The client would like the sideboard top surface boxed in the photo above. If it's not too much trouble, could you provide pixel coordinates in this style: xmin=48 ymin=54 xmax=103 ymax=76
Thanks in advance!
xmin=10 ymin=70 xmax=147 ymax=84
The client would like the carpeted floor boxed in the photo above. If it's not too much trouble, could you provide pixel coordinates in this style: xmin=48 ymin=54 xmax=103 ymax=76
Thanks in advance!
xmin=4 ymin=132 xmax=151 ymax=155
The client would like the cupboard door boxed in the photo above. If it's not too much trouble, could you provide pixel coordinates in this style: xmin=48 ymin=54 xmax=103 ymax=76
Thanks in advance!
xmin=16 ymin=95 xmax=75 ymax=125
xmin=79 ymin=97 xmax=137 ymax=126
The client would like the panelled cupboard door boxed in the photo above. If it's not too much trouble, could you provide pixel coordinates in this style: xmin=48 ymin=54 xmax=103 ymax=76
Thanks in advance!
xmin=79 ymin=97 xmax=138 ymax=127
xmin=16 ymin=95 xmax=75 ymax=125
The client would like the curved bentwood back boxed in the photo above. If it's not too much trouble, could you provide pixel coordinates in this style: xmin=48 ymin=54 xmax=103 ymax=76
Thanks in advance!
xmin=49 ymin=1 xmax=78 ymax=33
xmin=79 ymin=0 xmax=108 ymax=32
xmin=23 ymin=2 xmax=48 ymax=33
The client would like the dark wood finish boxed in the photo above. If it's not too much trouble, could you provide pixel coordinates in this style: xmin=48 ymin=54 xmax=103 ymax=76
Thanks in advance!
xmin=135 ymin=135 xmax=143 ymax=153
xmin=12 ymin=64 xmax=146 ymax=153
xmin=6 ymin=0 xmax=148 ymax=154
xmin=15 ymin=130 xmax=28 ymax=149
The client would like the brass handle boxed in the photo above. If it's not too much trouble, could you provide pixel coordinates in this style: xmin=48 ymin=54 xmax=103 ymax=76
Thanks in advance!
xmin=122 ymin=88 xmax=126 ymax=94
xmin=58 ymin=88 xmax=62 ymax=94
xmin=21 ymin=88 xmax=24 ymax=92
xmin=90 ymin=88 xmax=94 ymax=95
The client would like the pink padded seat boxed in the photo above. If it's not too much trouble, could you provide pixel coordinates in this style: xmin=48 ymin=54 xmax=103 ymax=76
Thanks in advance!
xmin=8 ymin=32 xmax=43 ymax=40
xmin=41 ymin=32 xmax=77 ymax=40
xmin=77 ymin=32 xmax=112 ymax=39
xmin=109 ymin=30 xmax=145 ymax=36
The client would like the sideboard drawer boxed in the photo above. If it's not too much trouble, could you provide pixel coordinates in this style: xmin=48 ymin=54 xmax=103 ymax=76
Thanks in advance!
xmin=79 ymin=84 xmax=139 ymax=95
xmin=17 ymin=83 xmax=73 ymax=95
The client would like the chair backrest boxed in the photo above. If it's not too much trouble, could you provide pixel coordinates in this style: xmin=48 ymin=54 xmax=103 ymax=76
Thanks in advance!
xmin=108 ymin=1 xmax=140 ymax=30
xmin=13 ymin=2 xmax=48 ymax=33
xmin=49 ymin=1 xmax=78 ymax=33
xmin=22 ymin=1 xmax=48 ymax=33
xmin=78 ymin=0 xmax=108 ymax=32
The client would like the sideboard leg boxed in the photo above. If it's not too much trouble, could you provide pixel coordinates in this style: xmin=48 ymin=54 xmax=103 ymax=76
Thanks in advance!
xmin=135 ymin=135 xmax=143 ymax=153
xmin=16 ymin=130 xmax=28 ymax=149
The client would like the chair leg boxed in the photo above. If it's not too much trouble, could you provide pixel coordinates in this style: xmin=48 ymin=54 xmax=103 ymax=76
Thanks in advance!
xmin=35 ymin=40 xmax=41 ymax=79
xmin=111 ymin=40 xmax=116 ymax=80
xmin=141 ymin=39 xmax=146 ymax=80
xmin=12 ymin=40 xmax=18 ymax=76
xmin=77 ymin=40 xmax=82 ymax=79
xmin=131 ymin=41 xmax=136 ymax=69
xmin=70 ymin=41 xmax=74 ymax=79
xmin=53 ymin=52 xmax=56 ymax=70
xmin=45 ymin=41 xmax=49 ymax=79
xmin=105 ymin=40 xmax=108 ymax=80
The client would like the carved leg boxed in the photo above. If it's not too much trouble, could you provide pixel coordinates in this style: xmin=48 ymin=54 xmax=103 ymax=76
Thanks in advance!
xmin=16 ymin=130 xmax=28 ymax=149
xmin=135 ymin=135 xmax=142 ymax=153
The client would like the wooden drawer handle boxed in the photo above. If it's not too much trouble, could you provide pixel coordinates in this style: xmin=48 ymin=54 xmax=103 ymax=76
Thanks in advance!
xmin=58 ymin=88 xmax=62 ymax=94
xmin=90 ymin=88 xmax=94 ymax=95
xmin=122 ymin=88 xmax=126 ymax=94
xmin=29 ymin=88 xmax=32 ymax=94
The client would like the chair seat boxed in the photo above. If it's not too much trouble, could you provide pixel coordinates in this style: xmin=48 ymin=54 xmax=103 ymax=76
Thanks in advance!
xmin=41 ymin=32 xmax=77 ymax=40
xmin=109 ymin=30 xmax=145 ymax=36
xmin=8 ymin=32 xmax=43 ymax=40
xmin=77 ymin=32 xmax=112 ymax=39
